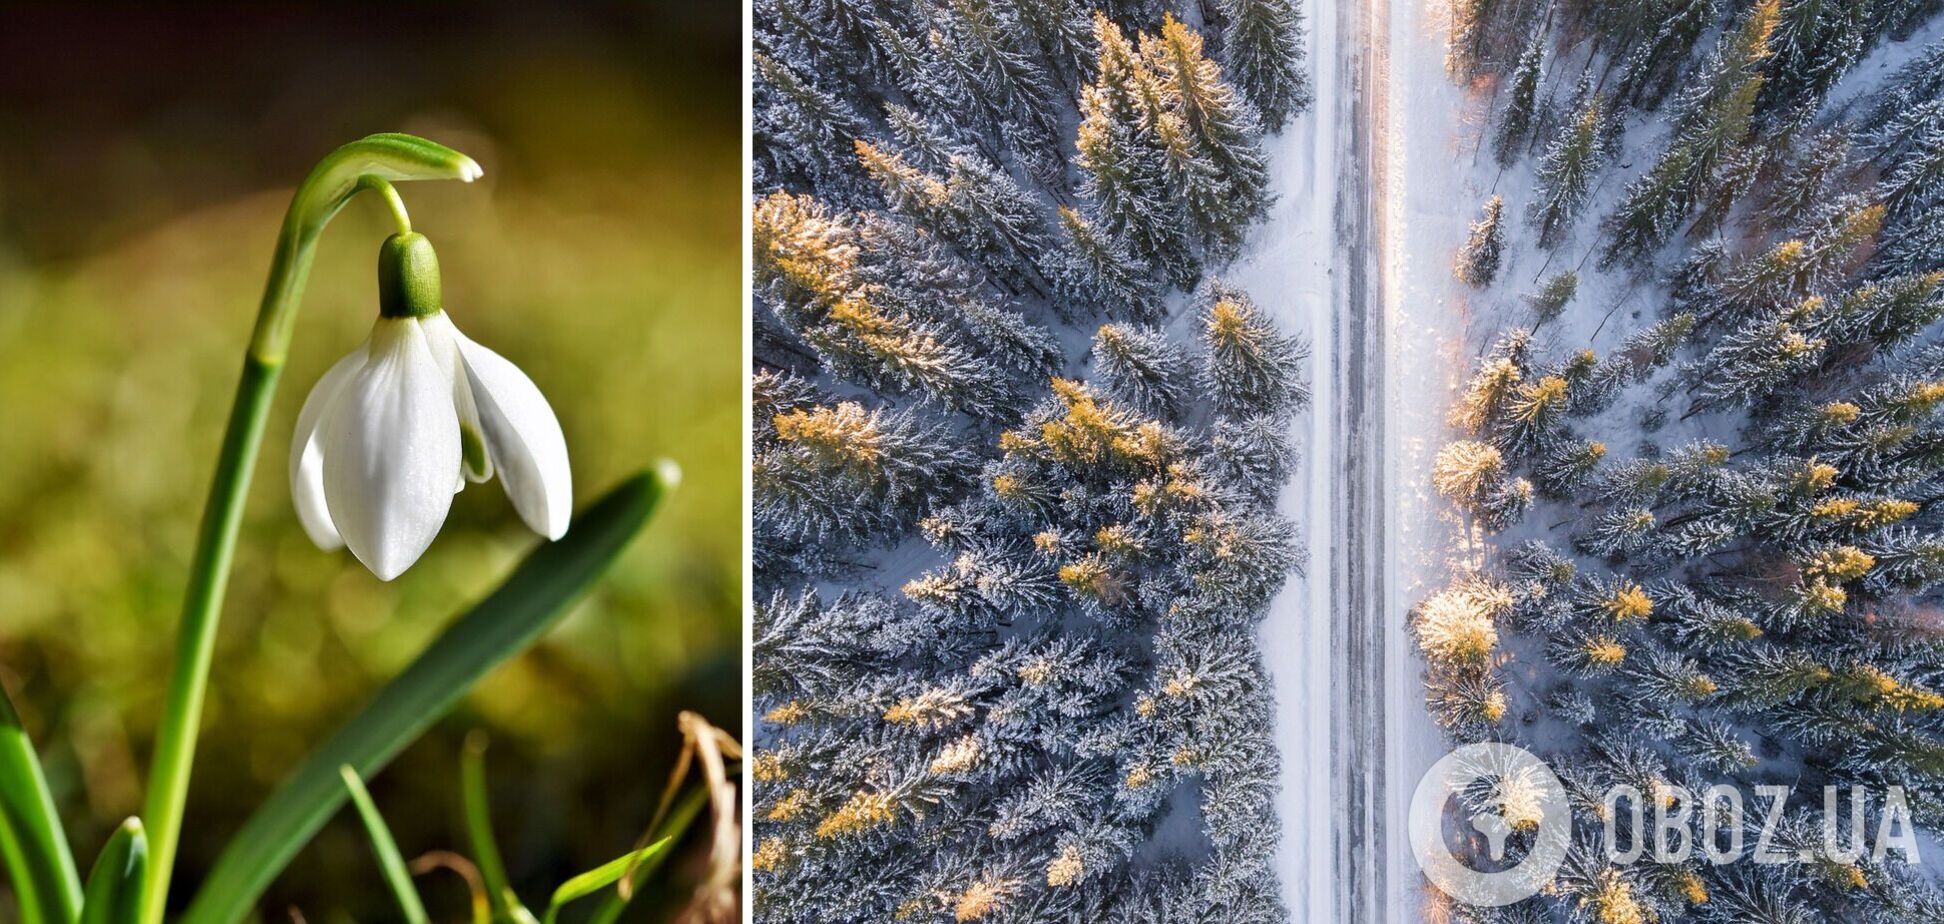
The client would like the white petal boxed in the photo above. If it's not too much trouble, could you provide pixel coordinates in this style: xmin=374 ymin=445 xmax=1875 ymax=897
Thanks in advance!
xmin=419 ymin=312 xmax=494 ymax=484
xmin=289 ymin=347 xmax=367 ymax=550
xmin=451 ymin=328 xmax=573 ymax=539
xmin=320 ymin=318 xmax=462 ymax=580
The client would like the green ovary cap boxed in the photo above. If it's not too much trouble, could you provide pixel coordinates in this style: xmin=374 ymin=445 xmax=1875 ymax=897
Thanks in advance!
xmin=377 ymin=232 xmax=443 ymax=319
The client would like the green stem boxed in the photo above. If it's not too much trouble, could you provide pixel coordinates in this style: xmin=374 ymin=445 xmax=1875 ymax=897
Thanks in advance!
xmin=138 ymin=134 xmax=479 ymax=924
xmin=360 ymin=176 xmax=414 ymax=236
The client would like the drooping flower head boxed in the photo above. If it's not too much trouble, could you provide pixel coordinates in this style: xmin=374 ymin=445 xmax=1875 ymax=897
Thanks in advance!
xmin=291 ymin=232 xmax=571 ymax=579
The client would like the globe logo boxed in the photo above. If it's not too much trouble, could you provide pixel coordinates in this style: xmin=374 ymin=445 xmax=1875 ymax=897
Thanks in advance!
xmin=1408 ymin=742 xmax=1571 ymax=906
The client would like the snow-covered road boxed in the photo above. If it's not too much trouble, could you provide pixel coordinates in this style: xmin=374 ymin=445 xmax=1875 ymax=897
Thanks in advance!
xmin=1234 ymin=0 xmax=1478 ymax=919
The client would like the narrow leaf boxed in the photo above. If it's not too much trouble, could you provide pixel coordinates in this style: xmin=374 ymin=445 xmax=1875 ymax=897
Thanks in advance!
xmin=78 ymin=818 xmax=146 ymax=924
xmin=585 ymin=786 xmax=710 ymax=924
xmin=541 ymin=838 xmax=673 ymax=924
xmin=338 ymin=767 xmax=428 ymax=924
xmin=460 ymin=733 xmax=529 ymax=922
xmin=0 ymin=682 xmax=83 ymax=924
xmin=182 ymin=466 xmax=675 ymax=924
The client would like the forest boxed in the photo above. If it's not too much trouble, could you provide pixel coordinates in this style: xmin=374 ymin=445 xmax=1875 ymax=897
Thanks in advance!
xmin=750 ymin=0 xmax=1314 ymax=921
xmin=1422 ymin=0 xmax=1944 ymax=921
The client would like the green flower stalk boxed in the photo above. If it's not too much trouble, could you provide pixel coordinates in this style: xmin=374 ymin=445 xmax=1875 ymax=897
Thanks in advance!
xmin=140 ymin=133 xmax=483 ymax=924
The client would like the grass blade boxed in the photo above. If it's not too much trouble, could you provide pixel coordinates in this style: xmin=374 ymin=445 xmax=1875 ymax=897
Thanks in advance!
xmin=181 ymin=465 xmax=676 ymax=924
xmin=461 ymin=733 xmax=529 ymax=922
xmin=540 ymin=837 xmax=673 ymax=924
xmin=78 ymin=818 xmax=146 ymax=924
xmin=338 ymin=767 xmax=429 ymax=924
xmin=585 ymin=786 xmax=709 ymax=924
xmin=0 ymin=803 xmax=50 ymax=924
xmin=0 ymin=682 xmax=83 ymax=924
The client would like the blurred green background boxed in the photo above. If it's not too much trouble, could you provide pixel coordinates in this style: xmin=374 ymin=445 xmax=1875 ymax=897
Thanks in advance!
xmin=0 ymin=4 xmax=739 ymax=921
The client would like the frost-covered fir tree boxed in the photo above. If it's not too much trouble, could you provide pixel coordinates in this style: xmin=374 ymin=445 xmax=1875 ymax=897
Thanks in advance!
xmin=1092 ymin=323 xmax=1189 ymax=417
xmin=1455 ymin=195 xmax=1506 ymax=287
xmin=1146 ymin=14 xmax=1273 ymax=255
xmin=1213 ymin=0 xmax=1313 ymax=131
xmin=754 ymin=372 xmax=975 ymax=553
xmin=753 ymin=192 xmax=1016 ymax=411
xmin=1493 ymin=28 xmax=1545 ymax=167
xmin=1199 ymin=281 xmax=1310 ymax=417
xmin=1076 ymin=13 xmax=1195 ymax=280
xmin=1049 ymin=205 xmax=1165 ymax=321
xmin=754 ymin=52 xmax=868 ymax=190
xmin=1613 ymin=0 xmax=1723 ymax=109
xmin=1528 ymin=83 xmax=1609 ymax=248
xmin=1528 ymin=270 xmax=1578 ymax=324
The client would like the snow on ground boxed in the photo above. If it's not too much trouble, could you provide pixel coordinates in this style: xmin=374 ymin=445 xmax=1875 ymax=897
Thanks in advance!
xmin=1378 ymin=0 xmax=1486 ymax=918
xmin=1222 ymin=0 xmax=1338 ymax=916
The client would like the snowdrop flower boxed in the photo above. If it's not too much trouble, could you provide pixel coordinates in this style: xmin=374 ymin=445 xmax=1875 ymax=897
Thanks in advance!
xmin=290 ymin=232 xmax=571 ymax=580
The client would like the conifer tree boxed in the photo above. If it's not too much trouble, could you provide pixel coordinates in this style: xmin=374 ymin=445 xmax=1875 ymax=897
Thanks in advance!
xmin=1860 ymin=38 xmax=1944 ymax=154
xmin=1212 ymin=415 xmax=1298 ymax=503
xmin=1146 ymin=14 xmax=1273 ymax=253
xmin=1213 ymin=0 xmax=1314 ymax=131
xmin=1759 ymin=127 xmax=1855 ymax=231
xmin=753 ymin=192 xmax=1015 ymax=411
xmin=881 ymin=101 xmax=965 ymax=173
xmin=961 ymin=300 xmax=1063 ymax=376
xmin=1761 ymin=0 xmax=1873 ymax=112
xmin=1093 ymin=323 xmax=1190 ymax=417
xmin=1445 ymin=0 xmax=1495 ymax=79
xmin=1493 ymin=28 xmax=1545 ymax=167
xmin=1602 ymin=144 xmax=1696 ymax=267
xmin=1606 ymin=313 xmax=1696 ymax=385
xmin=1822 ymin=272 xmax=1944 ymax=352
xmin=1454 ymin=329 xmax=1533 ymax=434
xmin=760 ymin=0 xmax=861 ymax=79
xmin=1528 ymin=271 xmax=1578 ymax=325
xmin=754 ymin=52 xmax=868 ymax=189
xmin=1455 ymin=195 xmax=1506 ymax=287
xmin=932 ymin=0 xmax=1067 ymax=182
xmin=1534 ymin=439 xmax=1607 ymax=498
xmin=755 ymin=386 xmax=976 ymax=548
xmin=1076 ymin=14 xmax=1194 ymax=280
xmin=1157 ymin=110 xmax=1242 ymax=259
xmin=1878 ymin=201 xmax=1944 ymax=276
xmin=1049 ymin=205 xmax=1165 ymax=322
xmin=1000 ymin=0 xmax=1094 ymax=84
xmin=1613 ymin=0 xmax=1723 ymax=109
xmin=1664 ymin=0 xmax=1777 ymax=197
xmin=1529 ymin=84 xmax=1609 ymax=248
xmin=1198 ymin=282 xmax=1310 ymax=417
xmin=1878 ymin=125 xmax=1944 ymax=220
xmin=1496 ymin=373 xmax=1572 ymax=460
xmin=1433 ymin=440 xmax=1533 ymax=530
xmin=857 ymin=138 xmax=1058 ymax=289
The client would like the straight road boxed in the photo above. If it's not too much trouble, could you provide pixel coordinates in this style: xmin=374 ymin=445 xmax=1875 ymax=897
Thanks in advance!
xmin=1331 ymin=0 xmax=1391 ymax=919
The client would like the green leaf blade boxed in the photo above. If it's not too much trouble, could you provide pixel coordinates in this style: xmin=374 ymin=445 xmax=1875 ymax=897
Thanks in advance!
xmin=0 ymin=683 xmax=84 ymax=924
xmin=461 ymin=733 xmax=526 ymax=922
xmin=78 ymin=818 xmax=146 ymax=924
xmin=541 ymin=837 xmax=674 ymax=924
xmin=585 ymin=786 xmax=710 ymax=924
xmin=181 ymin=467 xmax=674 ymax=924
xmin=338 ymin=767 xmax=428 ymax=924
